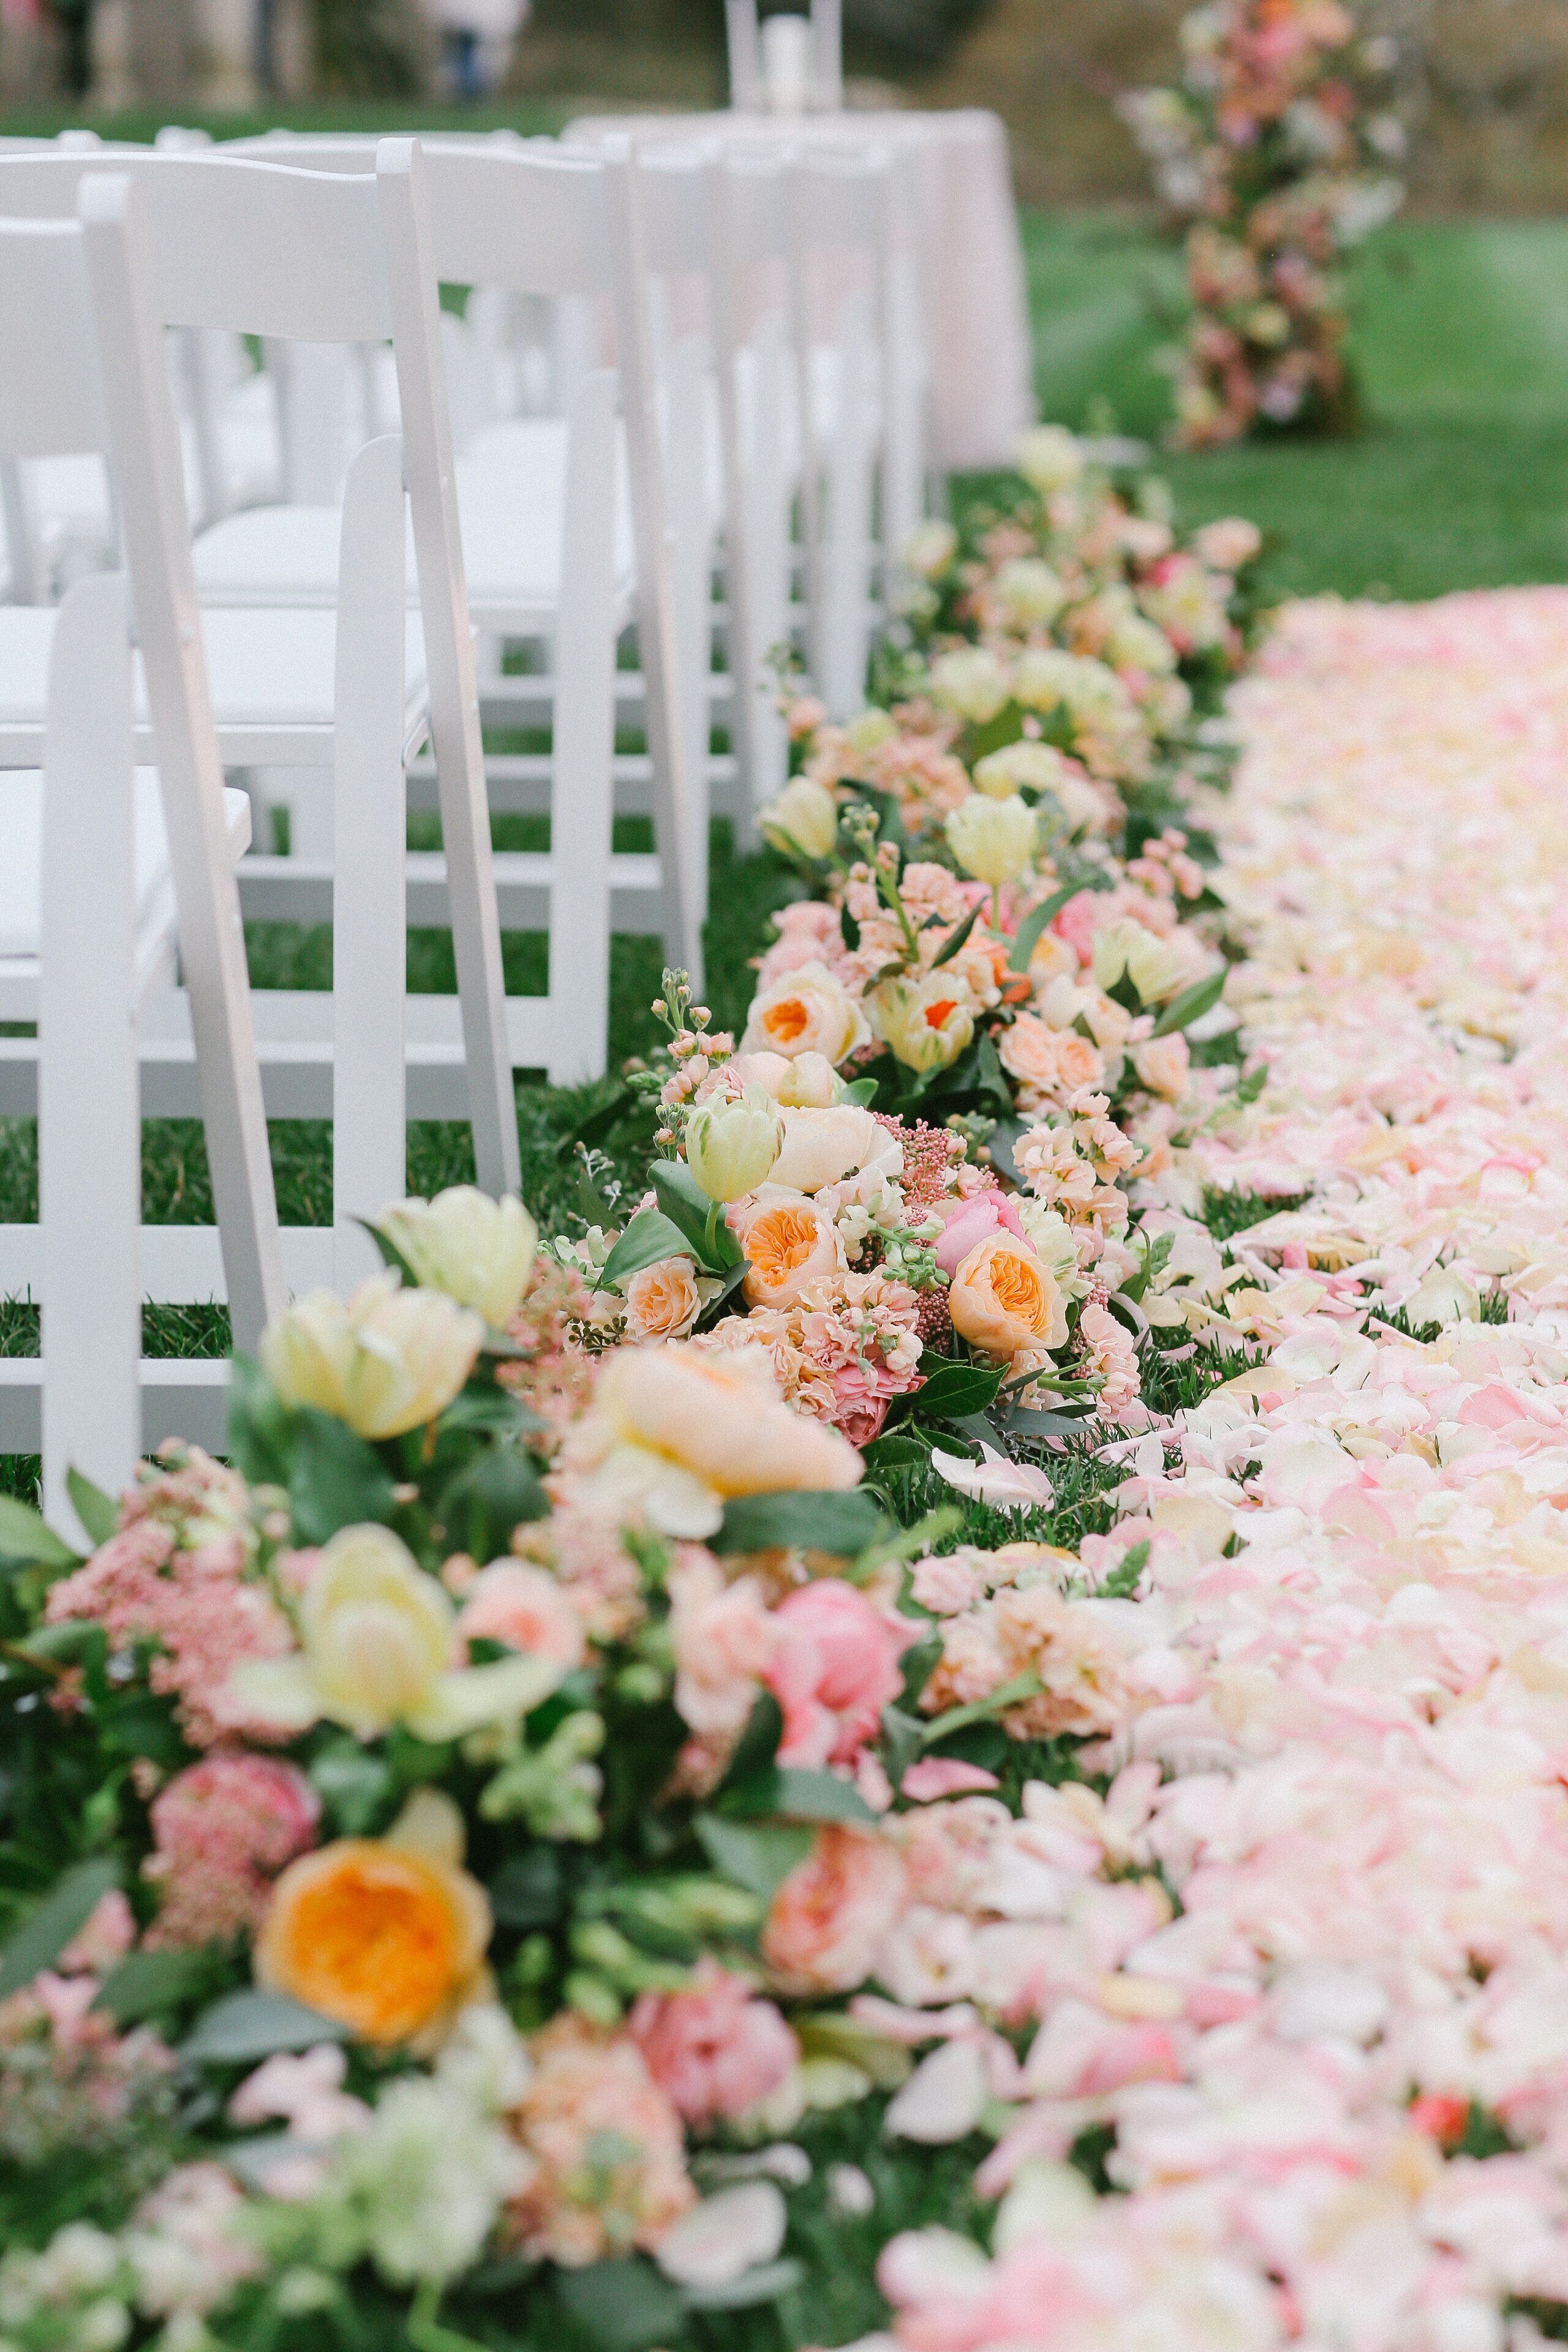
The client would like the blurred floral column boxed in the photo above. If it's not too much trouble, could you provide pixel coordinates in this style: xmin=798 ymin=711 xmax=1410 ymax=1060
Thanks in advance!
xmin=1121 ymin=2 xmax=1408 ymax=448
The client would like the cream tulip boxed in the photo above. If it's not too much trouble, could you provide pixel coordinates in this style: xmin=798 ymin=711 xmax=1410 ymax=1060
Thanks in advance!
xmin=928 ymin=646 xmax=1011 ymax=726
xmin=377 ymin=1187 xmax=538 ymax=1327
xmin=1091 ymin=919 xmax=1186 ymax=1008
xmin=1016 ymin=424 xmax=1085 ymax=496
xmin=261 ymin=1273 xmax=484 ymax=1440
xmin=945 ymin=794 xmax=1038 ymax=888
xmin=760 ymin=776 xmax=841 ymax=862
xmin=973 ymin=741 xmax=1074 ymax=801
xmin=775 ymin=1051 xmax=843 ymax=1108
xmin=993 ymin=557 xmax=1066 ymax=628
xmin=228 ymin=1525 xmax=565 ymax=1742
xmin=685 ymin=1085 xmax=784 ymax=1205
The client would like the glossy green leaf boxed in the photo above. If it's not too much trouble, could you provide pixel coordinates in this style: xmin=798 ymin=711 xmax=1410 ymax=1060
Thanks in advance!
xmin=1152 ymin=967 xmax=1227 ymax=1037
xmin=0 ymin=1494 xmax=78 ymax=1570
xmin=65 ymin=1468 xmax=118 ymax=1549
xmin=0 ymin=1857 xmax=119 ymax=2002
xmin=713 ymin=1488 xmax=887 ymax=1557
xmin=599 ymin=1208 xmax=695 ymax=1292
xmin=695 ymin=1814 xmax=814 ymax=1900
xmin=288 ymin=1408 xmax=398 ymax=1544
xmin=181 ymin=1988 xmax=352 ymax=2064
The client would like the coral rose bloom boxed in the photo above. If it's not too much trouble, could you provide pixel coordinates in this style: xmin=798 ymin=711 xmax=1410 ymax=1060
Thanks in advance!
xmin=948 ymin=1234 xmax=1068 ymax=1360
xmin=256 ymin=1830 xmax=490 ymax=2046
xmin=622 ymin=1255 xmax=702 ymax=1342
xmin=762 ymin=1823 xmax=906 ymax=1994
xmin=738 ymin=1191 xmax=846 ymax=1311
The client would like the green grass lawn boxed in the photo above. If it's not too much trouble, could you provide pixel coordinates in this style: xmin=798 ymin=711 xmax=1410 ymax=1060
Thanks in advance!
xmin=1024 ymin=210 xmax=1568 ymax=602
xmin=3 ymin=205 xmax=1566 ymax=1408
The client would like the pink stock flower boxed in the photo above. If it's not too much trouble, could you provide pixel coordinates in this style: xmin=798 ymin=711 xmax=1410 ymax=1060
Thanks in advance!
xmin=143 ymin=1752 xmax=320 ymax=1949
xmin=629 ymin=1960 xmax=797 ymax=2126
xmin=45 ymin=1515 xmax=294 ymax=1749
xmin=766 ymin=1581 xmax=914 ymax=1770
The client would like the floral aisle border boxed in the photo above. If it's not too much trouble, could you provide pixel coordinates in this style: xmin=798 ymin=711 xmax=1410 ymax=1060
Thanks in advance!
xmin=1121 ymin=0 xmax=1407 ymax=447
xmin=16 ymin=494 xmax=1568 ymax=2348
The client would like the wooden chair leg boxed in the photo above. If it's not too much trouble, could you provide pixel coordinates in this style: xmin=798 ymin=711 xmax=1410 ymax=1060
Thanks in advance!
xmin=331 ymin=433 xmax=409 ymax=1287
xmin=547 ymin=368 xmax=617 ymax=1087
xmin=40 ymin=572 xmax=140 ymax=1529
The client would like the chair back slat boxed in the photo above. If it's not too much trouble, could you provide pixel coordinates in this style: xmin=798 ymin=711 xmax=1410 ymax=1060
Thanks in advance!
xmin=0 ymin=151 xmax=393 ymax=344
xmin=0 ymin=219 xmax=106 ymax=457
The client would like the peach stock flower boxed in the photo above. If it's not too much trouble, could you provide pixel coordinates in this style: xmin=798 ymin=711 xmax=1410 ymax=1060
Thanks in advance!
xmin=454 ymin=1559 xmax=587 ymax=1670
xmin=948 ymin=1233 xmax=1069 ymax=1360
xmin=737 ymin=1191 xmax=848 ymax=1311
xmin=254 ymin=1792 xmax=490 ymax=2047
xmin=1131 ymin=1031 xmax=1191 ymax=1099
xmin=622 ymin=1256 xmax=702 ymax=1342
xmin=505 ymin=2015 xmax=695 ymax=2266
xmin=999 ymin=1013 xmax=1106 ymax=1102
xmin=762 ymin=1823 xmax=906 ymax=1994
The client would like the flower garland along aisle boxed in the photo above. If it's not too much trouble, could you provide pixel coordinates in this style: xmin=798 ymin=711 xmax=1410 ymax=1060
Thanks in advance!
xmin=1121 ymin=0 xmax=1407 ymax=447
xmin=0 ymin=423 xmax=1280 ymax=2352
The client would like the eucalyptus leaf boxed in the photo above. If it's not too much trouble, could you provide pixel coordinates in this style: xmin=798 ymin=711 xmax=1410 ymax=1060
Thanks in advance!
xmin=554 ymin=2258 xmax=685 ymax=2352
xmin=717 ymin=1765 xmax=876 ymax=1826
xmin=599 ymin=1208 xmax=695 ymax=1292
xmin=94 ymin=1947 xmax=217 ymax=2026
xmin=225 ymin=1351 xmax=294 ymax=1488
xmin=288 ymin=1408 xmax=398 ymax=1545
xmin=0 ymin=1494 xmax=78 ymax=1570
xmin=695 ymin=1814 xmax=814 ymax=1900
xmin=1007 ymin=869 xmax=1109 ymax=974
xmin=0 ymin=1856 xmax=119 ymax=2002
xmin=180 ymin=1989 xmax=352 ymax=2064
xmin=842 ymin=1075 xmax=880 ymax=1107
xmin=65 ymin=1468 xmax=118 ymax=1549
xmin=1153 ymin=967 xmax=1226 ymax=1038
xmin=714 ymin=1488 xmax=887 ymax=1558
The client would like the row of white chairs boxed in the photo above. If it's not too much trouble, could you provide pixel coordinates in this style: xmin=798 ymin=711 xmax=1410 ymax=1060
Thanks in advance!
xmin=0 ymin=124 xmax=935 ymax=1521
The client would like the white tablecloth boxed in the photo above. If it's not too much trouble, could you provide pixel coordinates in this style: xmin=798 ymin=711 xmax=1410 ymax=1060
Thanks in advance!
xmin=567 ymin=107 xmax=1035 ymax=473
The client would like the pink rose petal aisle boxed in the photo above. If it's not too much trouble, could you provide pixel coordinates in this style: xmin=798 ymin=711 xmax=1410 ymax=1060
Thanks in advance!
xmin=857 ymin=585 xmax=1568 ymax=2352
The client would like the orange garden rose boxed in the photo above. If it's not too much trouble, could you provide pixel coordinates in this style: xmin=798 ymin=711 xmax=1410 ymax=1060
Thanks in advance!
xmin=738 ymin=1192 xmax=846 ymax=1311
xmin=948 ymin=1232 xmax=1069 ymax=1361
xmin=255 ymin=1792 xmax=490 ymax=2046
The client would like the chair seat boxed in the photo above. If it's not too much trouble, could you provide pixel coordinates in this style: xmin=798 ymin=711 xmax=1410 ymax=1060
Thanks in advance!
xmin=192 ymin=420 xmax=636 ymax=630
xmin=0 ymin=605 xmax=429 ymax=766
xmin=0 ymin=769 xmax=252 ymax=965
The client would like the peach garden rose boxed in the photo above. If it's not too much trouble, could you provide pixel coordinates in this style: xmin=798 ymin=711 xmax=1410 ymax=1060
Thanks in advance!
xmin=948 ymin=1232 xmax=1069 ymax=1360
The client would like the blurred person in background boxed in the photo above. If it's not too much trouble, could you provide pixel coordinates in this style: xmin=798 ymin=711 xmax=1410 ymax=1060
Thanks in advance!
xmin=422 ymin=0 xmax=525 ymax=96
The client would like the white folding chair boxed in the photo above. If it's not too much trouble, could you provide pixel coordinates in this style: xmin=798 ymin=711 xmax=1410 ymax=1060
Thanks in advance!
xmin=0 ymin=146 xmax=521 ymax=1261
xmin=786 ymin=145 xmax=894 ymax=721
xmin=189 ymin=134 xmax=703 ymax=1035
xmin=706 ymin=144 xmax=796 ymax=827
xmin=0 ymin=187 xmax=284 ymax=1514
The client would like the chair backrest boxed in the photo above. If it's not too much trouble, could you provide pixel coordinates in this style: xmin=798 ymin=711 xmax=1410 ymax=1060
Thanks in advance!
xmin=0 ymin=183 xmax=284 ymax=1354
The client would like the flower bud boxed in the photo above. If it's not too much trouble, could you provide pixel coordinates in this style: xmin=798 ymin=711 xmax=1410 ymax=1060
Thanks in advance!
xmin=1091 ymin=918 xmax=1186 ymax=1008
xmin=1017 ymin=423 xmax=1085 ymax=496
xmin=775 ymin=1050 xmax=843 ymax=1108
xmin=945 ymin=794 xmax=1038 ymax=887
xmin=928 ymin=646 xmax=1011 ymax=726
xmin=993 ymin=557 xmax=1065 ymax=628
xmin=685 ymin=1085 xmax=783 ymax=1204
xmin=377 ymin=1186 xmax=538 ymax=1327
xmin=760 ymin=776 xmax=840 ymax=862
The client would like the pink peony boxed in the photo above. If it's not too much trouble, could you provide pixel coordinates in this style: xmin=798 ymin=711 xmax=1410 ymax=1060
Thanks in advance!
xmin=143 ymin=1753 xmax=320 ymax=1950
xmin=629 ymin=1960 xmax=797 ymax=2127
xmin=762 ymin=1823 xmax=906 ymax=1995
xmin=933 ymin=1188 xmax=1029 ymax=1280
xmin=766 ymin=1581 xmax=913 ymax=1770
